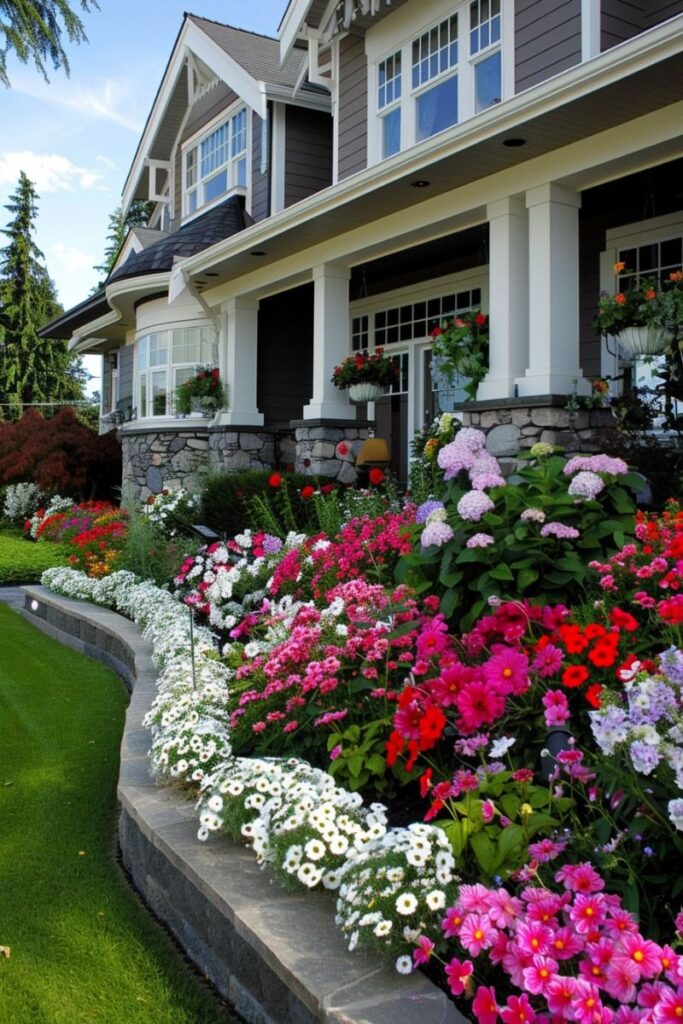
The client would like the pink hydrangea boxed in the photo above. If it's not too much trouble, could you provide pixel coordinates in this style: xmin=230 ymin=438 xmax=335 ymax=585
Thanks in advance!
xmin=466 ymin=532 xmax=495 ymax=548
xmin=421 ymin=519 xmax=454 ymax=548
xmin=568 ymin=470 xmax=606 ymax=500
xmin=540 ymin=522 xmax=580 ymax=540
xmin=458 ymin=490 xmax=495 ymax=522
xmin=563 ymin=454 xmax=629 ymax=476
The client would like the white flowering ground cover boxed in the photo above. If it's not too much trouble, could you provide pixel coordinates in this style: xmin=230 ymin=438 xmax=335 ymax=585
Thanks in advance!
xmin=41 ymin=566 xmax=459 ymax=970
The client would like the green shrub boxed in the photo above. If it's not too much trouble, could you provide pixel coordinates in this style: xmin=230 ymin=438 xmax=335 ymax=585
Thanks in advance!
xmin=116 ymin=512 xmax=199 ymax=586
xmin=0 ymin=529 xmax=67 ymax=583
xmin=199 ymin=469 xmax=329 ymax=538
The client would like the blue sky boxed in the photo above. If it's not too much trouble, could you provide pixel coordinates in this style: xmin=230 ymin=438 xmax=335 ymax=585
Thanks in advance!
xmin=0 ymin=1 xmax=287 ymax=390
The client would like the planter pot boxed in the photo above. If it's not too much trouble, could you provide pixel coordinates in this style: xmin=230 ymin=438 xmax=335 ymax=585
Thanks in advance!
xmin=348 ymin=382 xmax=383 ymax=403
xmin=615 ymin=325 xmax=675 ymax=358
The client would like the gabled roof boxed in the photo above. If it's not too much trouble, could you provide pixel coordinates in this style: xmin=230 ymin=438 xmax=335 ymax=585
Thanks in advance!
xmin=122 ymin=13 xmax=330 ymax=215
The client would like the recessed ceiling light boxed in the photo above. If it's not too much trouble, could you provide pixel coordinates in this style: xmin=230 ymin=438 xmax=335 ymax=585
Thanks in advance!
xmin=410 ymin=179 xmax=431 ymax=188
xmin=250 ymin=249 xmax=267 ymax=256
xmin=502 ymin=137 xmax=527 ymax=148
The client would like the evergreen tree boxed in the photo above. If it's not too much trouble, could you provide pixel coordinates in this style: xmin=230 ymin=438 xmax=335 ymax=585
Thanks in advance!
xmin=94 ymin=201 xmax=154 ymax=287
xmin=0 ymin=0 xmax=99 ymax=87
xmin=0 ymin=171 xmax=85 ymax=414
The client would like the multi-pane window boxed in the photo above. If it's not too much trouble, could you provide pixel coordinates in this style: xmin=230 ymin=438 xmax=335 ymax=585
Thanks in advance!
xmin=388 ymin=352 xmax=410 ymax=395
xmin=137 ymin=326 xmax=217 ymax=418
xmin=351 ymin=315 xmax=369 ymax=352
xmin=374 ymin=288 xmax=482 ymax=346
xmin=412 ymin=15 xmax=459 ymax=142
xmin=616 ymin=236 xmax=683 ymax=291
xmin=374 ymin=2 xmax=506 ymax=161
xmin=470 ymin=0 xmax=502 ymax=112
xmin=184 ymin=107 xmax=248 ymax=216
xmin=378 ymin=52 xmax=402 ymax=158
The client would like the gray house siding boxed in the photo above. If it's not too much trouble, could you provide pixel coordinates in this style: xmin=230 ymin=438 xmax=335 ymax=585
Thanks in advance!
xmin=251 ymin=109 xmax=270 ymax=222
xmin=118 ymin=345 xmax=134 ymax=404
xmin=337 ymin=34 xmax=368 ymax=181
xmin=284 ymin=106 xmax=333 ymax=207
xmin=515 ymin=0 xmax=581 ymax=92
xmin=602 ymin=0 xmax=683 ymax=49
xmin=257 ymin=285 xmax=313 ymax=424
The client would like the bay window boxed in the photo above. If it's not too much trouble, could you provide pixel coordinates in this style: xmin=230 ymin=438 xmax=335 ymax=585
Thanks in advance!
xmin=183 ymin=106 xmax=248 ymax=217
xmin=136 ymin=325 xmax=218 ymax=418
xmin=371 ymin=0 xmax=505 ymax=162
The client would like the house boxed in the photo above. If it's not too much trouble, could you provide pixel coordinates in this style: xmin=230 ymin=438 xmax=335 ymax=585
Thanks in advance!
xmin=43 ymin=1 xmax=683 ymax=498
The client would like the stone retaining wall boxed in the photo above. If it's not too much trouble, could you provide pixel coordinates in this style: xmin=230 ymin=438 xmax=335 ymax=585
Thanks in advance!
xmin=455 ymin=399 xmax=613 ymax=457
xmin=122 ymin=427 xmax=210 ymax=501
xmin=293 ymin=421 xmax=372 ymax=484
xmin=208 ymin=426 xmax=276 ymax=473
xmin=19 ymin=586 xmax=467 ymax=1024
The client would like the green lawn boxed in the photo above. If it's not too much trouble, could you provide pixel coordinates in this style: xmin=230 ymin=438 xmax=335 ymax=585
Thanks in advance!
xmin=0 ymin=528 xmax=67 ymax=584
xmin=0 ymin=604 xmax=236 ymax=1024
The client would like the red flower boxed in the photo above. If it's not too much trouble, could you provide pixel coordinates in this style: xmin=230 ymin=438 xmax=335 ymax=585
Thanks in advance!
xmin=585 ymin=684 xmax=603 ymax=708
xmin=587 ymin=642 xmax=617 ymax=669
xmin=337 ymin=441 xmax=349 ymax=456
xmin=475 ymin=312 xmax=487 ymax=326
xmin=300 ymin=485 xmax=315 ymax=499
xmin=211 ymin=368 xmax=220 ymax=378
xmin=430 ymin=326 xmax=444 ymax=337
xmin=320 ymin=483 xmax=336 ymax=495
xmin=369 ymin=468 xmax=385 ymax=485
xmin=562 ymin=665 xmax=589 ymax=688
xmin=609 ymin=608 xmax=639 ymax=632
xmin=418 ymin=705 xmax=446 ymax=749
xmin=268 ymin=473 xmax=282 ymax=488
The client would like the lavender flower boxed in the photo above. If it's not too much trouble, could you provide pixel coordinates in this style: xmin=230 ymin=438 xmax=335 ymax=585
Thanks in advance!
xmin=416 ymin=500 xmax=446 ymax=524
xmin=470 ymin=473 xmax=506 ymax=491
xmin=457 ymin=490 xmax=495 ymax=522
xmin=668 ymin=798 xmax=683 ymax=831
xmin=540 ymin=522 xmax=580 ymax=540
xmin=466 ymin=533 xmax=495 ymax=549
xmin=567 ymin=470 xmax=605 ymax=500
xmin=589 ymin=705 xmax=629 ymax=754
xmin=421 ymin=520 xmax=454 ymax=549
xmin=263 ymin=534 xmax=284 ymax=554
xmin=660 ymin=647 xmax=683 ymax=687
xmin=563 ymin=454 xmax=628 ymax=476
xmin=629 ymin=740 xmax=661 ymax=775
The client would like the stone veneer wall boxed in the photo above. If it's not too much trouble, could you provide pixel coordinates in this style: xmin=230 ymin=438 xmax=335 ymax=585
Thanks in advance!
xmin=208 ymin=426 xmax=276 ymax=473
xmin=122 ymin=427 xmax=211 ymax=501
xmin=455 ymin=399 xmax=614 ymax=458
xmin=293 ymin=421 xmax=372 ymax=484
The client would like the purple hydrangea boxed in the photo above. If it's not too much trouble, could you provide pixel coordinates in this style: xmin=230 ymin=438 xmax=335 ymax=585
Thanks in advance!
xmin=563 ymin=454 xmax=628 ymax=477
xmin=416 ymin=500 xmax=446 ymax=524
xmin=421 ymin=519 xmax=454 ymax=549
xmin=466 ymin=532 xmax=495 ymax=549
xmin=629 ymin=740 xmax=661 ymax=776
xmin=540 ymin=522 xmax=580 ymax=540
xmin=471 ymin=473 xmax=506 ymax=491
xmin=262 ymin=534 xmax=284 ymax=554
xmin=567 ymin=470 xmax=605 ymax=500
xmin=457 ymin=490 xmax=495 ymax=522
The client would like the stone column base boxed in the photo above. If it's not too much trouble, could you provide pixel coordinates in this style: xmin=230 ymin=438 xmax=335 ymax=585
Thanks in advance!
xmin=455 ymin=397 xmax=613 ymax=458
xmin=208 ymin=426 xmax=277 ymax=473
xmin=291 ymin=419 xmax=372 ymax=484
xmin=121 ymin=427 xmax=210 ymax=502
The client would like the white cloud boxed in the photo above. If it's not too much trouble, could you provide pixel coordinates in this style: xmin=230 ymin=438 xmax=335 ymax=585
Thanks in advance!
xmin=0 ymin=151 xmax=109 ymax=193
xmin=12 ymin=75 xmax=144 ymax=133
xmin=95 ymin=154 xmax=117 ymax=171
xmin=50 ymin=241 xmax=97 ymax=274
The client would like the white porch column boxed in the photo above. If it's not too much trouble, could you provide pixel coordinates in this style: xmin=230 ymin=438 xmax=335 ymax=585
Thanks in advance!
xmin=478 ymin=196 xmax=529 ymax=400
xmin=516 ymin=183 xmax=589 ymax=397
xmin=215 ymin=297 xmax=264 ymax=426
xmin=304 ymin=262 xmax=353 ymax=420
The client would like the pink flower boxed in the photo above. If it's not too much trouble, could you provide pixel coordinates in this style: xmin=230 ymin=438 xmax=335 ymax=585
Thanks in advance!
xmin=444 ymin=956 xmax=473 ymax=996
xmin=528 ymin=838 xmax=567 ymax=863
xmin=472 ymin=986 xmax=499 ymax=1024
xmin=532 ymin=643 xmax=563 ymax=678
xmin=653 ymin=988 xmax=683 ymax=1023
xmin=522 ymin=954 xmax=559 ymax=995
xmin=546 ymin=975 xmax=579 ymax=1016
xmin=515 ymin=920 xmax=554 ymax=957
xmin=604 ymin=957 xmax=639 ymax=1003
xmin=555 ymin=862 xmax=605 ymax=894
xmin=459 ymin=884 xmax=494 ymax=913
xmin=484 ymin=646 xmax=530 ymax=696
xmin=442 ymin=906 xmax=464 ymax=938
xmin=615 ymin=933 xmax=663 ymax=981
xmin=486 ymin=889 xmax=523 ymax=929
xmin=412 ymin=935 xmax=434 ymax=966
xmin=570 ymin=893 xmax=608 ymax=934
xmin=570 ymin=979 xmax=604 ymax=1024
xmin=459 ymin=912 xmax=497 ymax=956
xmin=456 ymin=680 xmax=506 ymax=734
xmin=500 ymin=993 xmax=537 ymax=1023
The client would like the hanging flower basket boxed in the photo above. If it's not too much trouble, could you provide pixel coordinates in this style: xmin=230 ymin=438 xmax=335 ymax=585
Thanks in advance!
xmin=348 ymin=381 xmax=383 ymax=403
xmin=615 ymin=325 xmax=675 ymax=359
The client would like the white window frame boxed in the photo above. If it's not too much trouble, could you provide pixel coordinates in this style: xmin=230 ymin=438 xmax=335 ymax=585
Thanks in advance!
xmin=601 ymin=213 xmax=683 ymax=424
xmin=366 ymin=0 xmax=510 ymax=166
xmin=134 ymin=323 xmax=219 ymax=421
xmin=181 ymin=101 xmax=250 ymax=221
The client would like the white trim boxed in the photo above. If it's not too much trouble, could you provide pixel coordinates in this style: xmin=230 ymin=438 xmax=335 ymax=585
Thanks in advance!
xmin=349 ymin=267 xmax=488 ymax=317
xmin=581 ymin=0 xmax=601 ymax=62
xmin=270 ymin=101 xmax=287 ymax=213
xmin=605 ymin=212 xmax=683 ymax=249
xmin=181 ymin=101 xmax=250 ymax=222
xmin=279 ymin=0 xmax=316 ymax=62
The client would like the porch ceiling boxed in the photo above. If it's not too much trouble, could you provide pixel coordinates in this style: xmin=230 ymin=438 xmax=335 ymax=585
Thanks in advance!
xmin=187 ymin=44 xmax=683 ymax=294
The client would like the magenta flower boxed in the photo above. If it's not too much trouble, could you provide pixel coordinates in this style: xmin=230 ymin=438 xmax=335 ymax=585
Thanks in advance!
xmin=459 ymin=912 xmax=497 ymax=956
xmin=412 ymin=935 xmax=434 ymax=966
xmin=532 ymin=643 xmax=563 ymax=678
xmin=522 ymin=954 xmax=559 ymax=995
xmin=555 ymin=862 xmax=605 ymax=894
xmin=570 ymin=893 xmax=608 ymax=934
xmin=652 ymin=987 xmax=683 ymax=1023
xmin=515 ymin=920 xmax=554 ymax=957
xmin=444 ymin=956 xmax=473 ymax=996
xmin=528 ymin=838 xmax=567 ymax=863
xmin=472 ymin=986 xmax=499 ymax=1024
xmin=542 ymin=688 xmax=570 ymax=727
xmin=500 ymin=993 xmax=537 ymax=1023
xmin=614 ymin=933 xmax=663 ymax=981
xmin=484 ymin=646 xmax=529 ymax=696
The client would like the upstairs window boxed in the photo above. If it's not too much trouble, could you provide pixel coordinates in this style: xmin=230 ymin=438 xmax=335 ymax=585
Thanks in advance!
xmin=184 ymin=106 xmax=248 ymax=217
xmin=371 ymin=1 xmax=506 ymax=163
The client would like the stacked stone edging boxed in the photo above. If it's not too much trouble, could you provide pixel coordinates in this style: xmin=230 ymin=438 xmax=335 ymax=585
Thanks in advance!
xmin=19 ymin=585 xmax=467 ymax=1024
xmin=455 ymin=400 xmax=613 ymax=456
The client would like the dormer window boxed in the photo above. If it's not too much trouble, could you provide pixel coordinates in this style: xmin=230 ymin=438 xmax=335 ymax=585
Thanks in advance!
xmin=183 ymin=105 xmax=248 ymax=217
xmin=369 ymin=0 xmax=506 ymax=164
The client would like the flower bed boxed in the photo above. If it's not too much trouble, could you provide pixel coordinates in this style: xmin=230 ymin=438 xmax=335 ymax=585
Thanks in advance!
xmin=42 ymin=430 xmax=683 ymax=1022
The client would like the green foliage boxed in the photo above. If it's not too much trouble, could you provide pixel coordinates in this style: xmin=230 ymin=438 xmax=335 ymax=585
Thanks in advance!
xmin=0 ymin=172 xmax=85 ymax=412
xmin=175 ymin=365 xmax=225 ymax=415
xmin=0 ymin=604 xmax=235 ymax=1024
xmin=399 ymin=453 xmax=643 ymax=630
xmin=116 ymin=510 xmax=198 ymax=587
xmin=199 ymin=469 xmax=327 ymax=538
xmin=408 ymin=412 xmax=460 ymax=503
xmin=326 ymin=720 xmax=394 ymax=794
xmin=0 ymin=528 xmax=66 ymax=582
xmin=0 ymin=0 xmax=99 ymax=87
xmin=430 ymin=310 xmax=489 ymax=400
